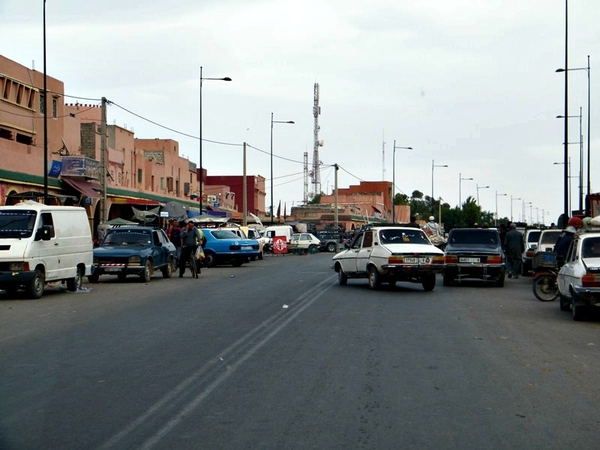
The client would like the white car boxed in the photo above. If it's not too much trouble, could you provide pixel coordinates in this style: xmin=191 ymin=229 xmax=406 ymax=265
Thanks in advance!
xmin=288 ymin=233 xmax=321 ymax=253
xmin=557 ymin=230 xmax=600 ymax=321
xmin=332 ymin=226 xmax=445 ymax=291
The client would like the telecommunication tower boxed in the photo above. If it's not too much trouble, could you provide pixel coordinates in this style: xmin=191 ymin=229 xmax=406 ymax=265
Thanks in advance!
xmin=303 ymin=151 xmax=309 ymax=204
xmin=311 ymin=83 xmax=323 ymax=198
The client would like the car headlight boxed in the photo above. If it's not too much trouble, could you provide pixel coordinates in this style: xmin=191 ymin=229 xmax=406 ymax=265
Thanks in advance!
xmin=128 ymin=255 xmax=141 ymax=265
xmin=9 ymin=262 xmax=26 ymax=271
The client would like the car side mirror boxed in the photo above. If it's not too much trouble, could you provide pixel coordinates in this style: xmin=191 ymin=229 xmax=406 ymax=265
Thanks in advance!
xmin=35 ymin=225 xmax=53 ymax=241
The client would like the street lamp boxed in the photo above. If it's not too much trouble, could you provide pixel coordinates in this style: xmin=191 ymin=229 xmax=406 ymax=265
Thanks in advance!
xmin=476 ymin=184 xmax=490 ymax=205
xmin=557 ymin=107 xmax=583 ymax=211
xmin=392 ymin=141 xmax=412 ymax=223
xmin=270 ymin=113 xmax=295 ymax=223
xmin=199 ymin=66 xmax=231 ymax=214
xmin=458 ymin=173 xmax=473 ymax=208
xmin=522 ymin=200 xmax=532 ymax=224
xmin=510 ymin=195 xmax=521 ymax=222
xmin=432 ymin=159 xmax=448 ymax=214
xmin=554 ymin=158 xmax=573 ymax=213
xmin=495 ymin=191 xmax=507 ymax=226
xmin=557 ymin=55 xmax=591 ymax=198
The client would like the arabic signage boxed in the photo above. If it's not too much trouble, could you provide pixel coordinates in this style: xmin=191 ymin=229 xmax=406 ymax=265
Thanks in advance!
xmin=61 ymin=156 xmax=101 ymax=179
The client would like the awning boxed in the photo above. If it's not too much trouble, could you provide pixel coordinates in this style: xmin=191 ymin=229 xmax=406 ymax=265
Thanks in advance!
xmin=62 ymin=177 xmax=102 ymax=198
xmin=111 ymin=197 xmax=161 ymax=206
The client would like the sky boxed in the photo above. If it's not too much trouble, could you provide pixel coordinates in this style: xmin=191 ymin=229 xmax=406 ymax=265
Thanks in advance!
xmin=2 ymin=0 xmax=599 ymax=224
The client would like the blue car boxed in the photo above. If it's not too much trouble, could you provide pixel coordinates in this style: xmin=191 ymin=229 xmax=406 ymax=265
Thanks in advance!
xmin=90 ymin=227 xmax=176 ymax=283
xmin=200 ymin=228 xmax=260 ymax=267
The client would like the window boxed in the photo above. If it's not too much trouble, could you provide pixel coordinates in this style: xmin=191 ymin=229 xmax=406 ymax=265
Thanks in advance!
xmin=363 ymin=231 xmax=373 ymax=248
xmin=52 ymin=98 xmax=57 ymax=118
xmin=160 ymin=177 xmax=165 ymax=190
xmin=137 ymin=169 xmax=142 ymax=184
xmin=39 ymin=94 xmax=46 ymax=114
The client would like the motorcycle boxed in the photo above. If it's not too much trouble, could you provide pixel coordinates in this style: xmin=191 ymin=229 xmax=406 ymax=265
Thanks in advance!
xmin=532 ymin=267 xmax=559 ymax=302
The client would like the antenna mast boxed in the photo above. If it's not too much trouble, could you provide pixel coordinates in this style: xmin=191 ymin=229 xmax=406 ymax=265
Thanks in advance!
xmin=311 ymin=83 xmax=322 ymax=198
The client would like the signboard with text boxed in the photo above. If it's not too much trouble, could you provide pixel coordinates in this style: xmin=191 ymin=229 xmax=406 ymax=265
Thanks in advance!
xmin=272 ymin=236 xmax=288 ymax=254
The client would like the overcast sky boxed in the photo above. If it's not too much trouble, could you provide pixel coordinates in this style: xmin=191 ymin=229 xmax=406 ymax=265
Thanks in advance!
xmin=2 ymin=1 xmax=599 ymax=223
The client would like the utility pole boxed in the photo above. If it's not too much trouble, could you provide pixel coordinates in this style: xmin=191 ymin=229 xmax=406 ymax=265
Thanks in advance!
xmin=334 ymin=164 xmax=339 ymax=230
xmin=100 ymin=97 xmax=107 ymax=224
xmin=242 ymin=142 xmax=247 ymax=226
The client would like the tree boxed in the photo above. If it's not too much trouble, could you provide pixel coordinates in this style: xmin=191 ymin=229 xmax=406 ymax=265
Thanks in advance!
xmin=462 ymin=196 xmax=481 ymax=226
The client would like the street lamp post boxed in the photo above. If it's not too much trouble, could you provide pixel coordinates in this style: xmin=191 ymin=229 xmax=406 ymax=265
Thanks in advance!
xmin=432 ymin=159 xmax=448 ymax=217
xmin=557 ymin=108 xmax=583 ymax=211
xmin=392 ymin=141 xmax=413 ymax=223
xmin=476 ymin=184 xmax=490 ymax=205
xmin=495 ymin=191 xmax=507 ymax=226
xmin=199 ymin=66 xmax=231 ymax=214
xmin=554 ymin=158 xmax=573 ymax=213
xmin=459 ymin=173 xmax=473 ymax=208
xmin=270 ymin=113 xmax=295 ymax=223
xmin=510 ymin=195 xmax=522 ymax=222
xmin=557 ymin=55 xmax=591 ymax=199
xmin=522 ymin=200 xmax=532 ymax=224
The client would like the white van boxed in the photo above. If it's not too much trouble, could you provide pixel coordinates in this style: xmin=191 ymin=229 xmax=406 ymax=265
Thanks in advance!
xmin=264 ymin=225 xmax=294 ymax=243
xmin=0 ymin=201 xmax=93 ymax=298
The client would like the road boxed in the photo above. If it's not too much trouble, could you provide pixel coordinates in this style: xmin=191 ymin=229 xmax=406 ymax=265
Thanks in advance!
xmin=1 ymin=253 xmax=599 ymax=449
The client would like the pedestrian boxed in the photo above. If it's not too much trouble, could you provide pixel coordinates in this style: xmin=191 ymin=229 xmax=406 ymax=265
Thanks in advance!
xmin=179 ymin=220 xmax=204 ymax=278
xmin=554 ymin=217 xmax=583 ymax=267
xmin=498 ymin=223 xmax=507 ymax=249
xmin=423 ymin=216 xmax=443 ymax=236
xmin=504 ymin=223 xmax=524 ymax=278
xmin=167 ymin=219 xmax=182 ymax=266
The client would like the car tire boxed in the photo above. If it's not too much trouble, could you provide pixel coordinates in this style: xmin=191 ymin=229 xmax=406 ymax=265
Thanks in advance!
xmin=443 ymin=275 xmax=453 ymax=286
xmin=559 ymin=295 xmax=571 ymax=312
xmin=67 ymin=266 xmax=83 ymax=292
xmin=26 ymin=270 xmax=45 ymax=299
xmin=88 ymin=274 xmax=100 ymax=284
xmin=162 ymin=260 xmax=173 ymax=278
xmin=327 ymin=242 xmax=337 ymax=253
xmin=204 ymin=251 xmax=217 ymax=268
xmin=140 ymin=261 xmax=152 ymax=283
xmin=368 ymin=266 xmax=381 ymax=290
xmin=338 ymin=269 xmax=348 ymax=286
xmin=422 ymin=273 xmax=436 ymax=291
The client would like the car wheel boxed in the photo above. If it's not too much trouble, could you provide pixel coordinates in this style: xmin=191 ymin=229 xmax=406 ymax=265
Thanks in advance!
xmin=204 ymin=251 xmax=217 ymax=268
xmin=140 ymin=261 xmax=152 ymax=283
xmin=422 ymin=273 xmax=436 ymax=291
xmin=368 ymin=266 xmax=381 ymax=290
xmin=67 ymin=266 xmax=83 ymax=292
xmin=559 ymin=295 xmax=571 ymax=312
xmin=232 ymin=258 xmax=244 ymax=267
xmin=443 ymin=275 xmax=453 ymax=286
xmin=338 ymin=269 xmax=348 ymax=286
xmin=26 ymin=270 xmax=45 ymax=299
xmin=162 ymin=260 xmax=173 ymax=278
xmin=308 ymin=244 xmax=318 ymax=254
xmin=327 ymin=242 xmax=337 ymax=253
xmin=88 ymin=274 xmax=99 ymax=284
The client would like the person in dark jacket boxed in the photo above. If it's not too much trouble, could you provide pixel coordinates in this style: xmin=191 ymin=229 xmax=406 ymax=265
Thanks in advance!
xmin=179 ymin=221 xmax=203 ymax=278
xmin=504 ymin=223 xmax=524 ymax=278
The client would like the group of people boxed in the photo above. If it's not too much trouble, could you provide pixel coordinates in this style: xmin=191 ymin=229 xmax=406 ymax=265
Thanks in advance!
xmin=167 ymin=219 xmax=205 ymax=278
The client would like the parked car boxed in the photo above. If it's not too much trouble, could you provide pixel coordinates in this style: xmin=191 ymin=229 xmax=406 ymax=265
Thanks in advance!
xmin=314 ymin=230 xmax=344 ymax=252
xmin=557 ymin=230 xmax=600 ymax=321
xmin=200 ymin=228 xmax=261 ymax=267
xmin=444 ymin=228 xmax=505 ymax=287
xmin=241 ymin=226 xmax=267 ymax=260
xmin=288 ymin=233 xmax=321 ymax=253
xmin=332 ymin=226 xmax=445 ymax=291
xmin=521 ymin=228 xmax=541 ymax=276
xmin=90 ymin=226 xmax=176 ymax=283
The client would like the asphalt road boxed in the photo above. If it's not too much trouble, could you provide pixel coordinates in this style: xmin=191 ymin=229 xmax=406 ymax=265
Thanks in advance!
xmin=1 ymin=253 xmax=599 ymax=450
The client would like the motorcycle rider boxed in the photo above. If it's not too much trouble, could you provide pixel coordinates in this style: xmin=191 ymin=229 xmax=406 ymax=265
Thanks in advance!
xmin=423 ymin=216 xmax=443 ymax=236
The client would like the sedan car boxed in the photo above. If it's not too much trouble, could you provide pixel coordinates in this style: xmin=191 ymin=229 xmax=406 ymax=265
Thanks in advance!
xmin=557 ymin=230 xmax=600 ymax=321
xmin=90 ymin=226 xmax=176 ymax=283
xmin=332 ymin=226 xmax=445 ymax=291
xmin=521 ymin=228 xmax=541 ymax=276
xmin=200 ymin=228 xmax=261 ymax=267
xmin=443 ymin=228 xmax=505 ymax=287
xmin=288 ymin=233 xmax=321 ymax=254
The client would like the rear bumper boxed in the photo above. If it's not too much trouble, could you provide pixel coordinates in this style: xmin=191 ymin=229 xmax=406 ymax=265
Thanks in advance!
xmin=445 ymin=263 xmax=505 ymax=281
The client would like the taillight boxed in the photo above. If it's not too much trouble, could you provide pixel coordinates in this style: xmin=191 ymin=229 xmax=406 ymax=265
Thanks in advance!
xmin=526 ymin=250 xmax=534 ymax=257
xmin=582 ymin=274 xmax=600 ymax=287
xmin=445 ymin=255 xmax=458 ymax=264
xmin=230 ymin=245 xmax=241 ymax=250
xmin=487 ymin=256 xmax=503 ymax=264
xmin=432 ymin=255 xmax=445 ymax=264
xmin=388 ymin=256 xmax=403 ymax=264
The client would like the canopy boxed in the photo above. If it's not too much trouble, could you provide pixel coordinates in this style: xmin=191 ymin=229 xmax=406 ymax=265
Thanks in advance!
xmin=160 ymin=201 xmax=189 ymax=221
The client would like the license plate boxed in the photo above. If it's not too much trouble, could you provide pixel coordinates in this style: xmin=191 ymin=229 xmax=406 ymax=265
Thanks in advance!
xmin=460 ymin=257 xmax=480 ymax=263
xmin=104 ymin=267 xmax=122 ymax=272
xmin=404 ymin=257 xmax=425 ymax=264
xmin=242 ymin=246 xmax=251 ymax=250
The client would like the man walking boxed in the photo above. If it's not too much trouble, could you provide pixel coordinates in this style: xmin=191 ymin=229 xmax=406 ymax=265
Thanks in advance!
xmin=179 ymin=220 xmax=203 ymax=278
xmin=504 ymin=223 xmax=524 ymax=278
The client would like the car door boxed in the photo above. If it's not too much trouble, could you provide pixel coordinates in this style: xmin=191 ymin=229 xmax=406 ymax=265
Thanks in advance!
xmin=152 ymin=230 xmax=167 ymax=268
xmin=339 ymin=233 xmax=363 ymax=275
xmin=558 ymin=240 xmax=578 ymax=298
xmin=355 ymin=231 xmax=374 ymax=274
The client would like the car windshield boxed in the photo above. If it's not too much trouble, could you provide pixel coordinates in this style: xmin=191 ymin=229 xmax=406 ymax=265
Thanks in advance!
xmin=211 ymin=230 xmax=240 ymax=239
xmin=540 ymin=231 xmax=562 ymax=245
xmin=103 ymin=231 xmax=151 ymax=246
xmin=379 ymin=229 xmax=430 ymax=245
xmin=582 ymin=237 xmax=600 ymax=258
xmin=449 ymin=230 xmax=499 ymax=246
xmin=0 ymin=210 xmax=37 ymax=238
